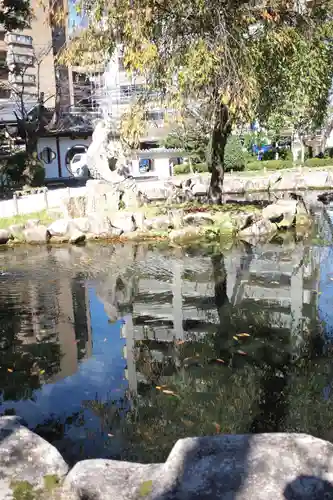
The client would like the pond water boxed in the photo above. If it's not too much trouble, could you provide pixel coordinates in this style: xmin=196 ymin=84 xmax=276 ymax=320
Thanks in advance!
xmin=1 ymin=205 xmax=333 ymax=465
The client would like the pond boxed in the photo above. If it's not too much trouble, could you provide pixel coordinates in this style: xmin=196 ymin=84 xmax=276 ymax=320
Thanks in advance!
xmin=1 ymin=205 xmax=333 ymax=465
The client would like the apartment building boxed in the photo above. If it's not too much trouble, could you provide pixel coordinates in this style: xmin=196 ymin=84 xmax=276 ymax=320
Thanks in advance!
xmin=0 ymin=0 xmax=56 ymax=123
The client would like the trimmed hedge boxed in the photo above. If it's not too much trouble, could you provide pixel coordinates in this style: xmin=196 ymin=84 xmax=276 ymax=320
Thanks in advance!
xmin=304 ymin=158 xmax=333 ymax=167
xmin=173 ymin=163 xmax=208 ymax=175
xmin=247 ymin=157 xmax=333 ymax=171
xmin=246 ymin=160 xmax=293 ymax=171
xmin=173 ymin=157 xmax=333 ymax=175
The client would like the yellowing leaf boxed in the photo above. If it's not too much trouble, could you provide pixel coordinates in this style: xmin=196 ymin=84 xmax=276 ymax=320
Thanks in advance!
xmin=139 ymin=480 xmax=153 ymax=497
xmin=40 ymin=370 xmax=45 ymax=375
xmin=233 ymin=336 xmax=239 ymax=341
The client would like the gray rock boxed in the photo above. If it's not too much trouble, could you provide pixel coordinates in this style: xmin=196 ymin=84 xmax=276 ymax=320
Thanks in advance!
xmin=132 ymin=212 xmax=145 ymax=230
xmin=239 ymin=218 xmax=277 ymax=238
xmin=87 ymin=215 xmax=114 ymax=237
xmin=48 ymin=219 xmax=70 ymax=236
xmin=121 ymin=188 xmax=141 ymax=209
xmin=0 ymin=229 xmax=10 ymax=245
xmin=231 ymin=212 xmax=258 ymax=232
xmin=183 ymin=212 xmax=215 ymax=226
xmin=145 ymin=215 xmax=173 ymax=231
xmin=63 ymin=460 xmax=160 ymax=500
xmin=222 ymin=178 xmax=246 ymax=194
xmin=73 ymin=217 xmax=90 ymax=233
xmin=110 ymin=213 xmax=136 ymax=233
xmin=63 ymin=433 xmax=333 ymax=500
xmin=169 ymin=227 xmax=204 ymax=244
xmin=0 ymin=416 xmax=68 ymax=499
xmin=262 ymin=199 xmax=298 ymax=228
xmin=69 ymin=229 xmax=86 ymax=245
xmin=9 ymin=224 xmax=24 ymax=241
xmin=192 ymin=183 xmax=208 ymax=196
xmin=23 ymin=225 xmax=50 ymax=244
xmin=25 ymin=219 xmax=40 ymax=229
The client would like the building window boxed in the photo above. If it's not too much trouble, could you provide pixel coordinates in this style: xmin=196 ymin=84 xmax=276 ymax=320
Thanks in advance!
xmin=39 ymin=147 xmax=56 ymax=164
xmin=65 ymin=145 xmax=88 ymax=168
xmin=139 ymin=158 xmax=153 ymax=173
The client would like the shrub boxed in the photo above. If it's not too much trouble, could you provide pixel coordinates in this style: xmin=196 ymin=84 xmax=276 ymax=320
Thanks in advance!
xmin=224 ymin=135 xmax=246 ymax=171
xmin=246 ymin=160 xmax=293 ymax=171
xmin=192 ymin=163 xmax=208 ymax=173
xmin=304 ymin=158 xmax=333 ymax=167
xmin=173 ymin=164 xmax=190 ymax=175
xmin=173 ymin=162 xmax=208 ymax=175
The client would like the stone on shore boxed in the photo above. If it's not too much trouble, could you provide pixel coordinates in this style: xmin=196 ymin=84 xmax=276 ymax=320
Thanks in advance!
xmin=144 ymin=215 xmax=173 ymax=231
xmin=169 ymin=227 xmax=204 ymax=244
xmin=110 ymin=213 xmax=136 ymax=233
xmin=0 ymin=229 xmax=10 ymax=245
xmin=23 ymin=225 xmax=50 ymax=244
xmin=48 ymin=219 xmax=70 ymax=236
xmin=239 ymin=218 xmax=277 ymax=239
xmin=0 ymin=416 xmax=68 ymax=500
xmin=9 ymin=224 xmax=25 ymax=241
xmin=69 ymin=229 xmax=86 ymax=245
xmin=63 ymin=433 xmax=333 ymax=500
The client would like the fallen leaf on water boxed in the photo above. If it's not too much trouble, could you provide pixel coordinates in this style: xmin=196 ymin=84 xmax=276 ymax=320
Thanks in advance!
xmin=139 ymin=480 xmax=153 ymax=497
xmin=233 ymin=336 xmax=239 ymax=341
xmin=237 ymin=333 xmax=250 ymax=338
xmin=236 ymin=350 xmax=247 ymax=356
xmin=162 ymin=389 xmax=179 ymax=397
xmin=7 ymin=368 xmax=13 ymax=373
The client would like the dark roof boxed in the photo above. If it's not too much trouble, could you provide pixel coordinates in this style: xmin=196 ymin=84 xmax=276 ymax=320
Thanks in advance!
xmin=44 ymin=110 xmax=96 ymax=136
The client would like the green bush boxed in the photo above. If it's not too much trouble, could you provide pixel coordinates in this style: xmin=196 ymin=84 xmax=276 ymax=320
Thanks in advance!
xmin=192 ymin=163 xmax=208 ymax=173
xmin=173 ymin=164 xmax=190 ymax=175
xmin=246 ymin=160 xmax=293 ymax=171
xmin=304 ymin=158 xmax=333 ymax=167
xmin=173 ymin=163 xmax=208 ymax=175
xmin=224 ymin=135 xmax=246 ymax=172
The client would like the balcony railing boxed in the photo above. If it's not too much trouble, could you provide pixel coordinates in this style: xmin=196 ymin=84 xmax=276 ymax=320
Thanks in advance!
xmin=8 ymin=73 xmax=36 ymax=85
xmin=6 ymin=54 xmax=34 ymax=66
xmin=5 ymin=33 xmax=33 ymax=46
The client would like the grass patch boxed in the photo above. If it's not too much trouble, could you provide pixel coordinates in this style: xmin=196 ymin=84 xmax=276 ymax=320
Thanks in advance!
xmin=0 ymin=210 xmax=55 ymax=230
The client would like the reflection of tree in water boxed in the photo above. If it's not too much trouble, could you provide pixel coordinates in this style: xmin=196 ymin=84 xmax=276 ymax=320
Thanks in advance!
xmin=93 ymin=245 xmax=328 ymax=463
xmin=0 ymin=284 xmax=61 ymax=402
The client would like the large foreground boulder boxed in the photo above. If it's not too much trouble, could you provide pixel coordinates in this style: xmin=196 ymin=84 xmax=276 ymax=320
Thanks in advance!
xmin=63 ymin=433 xmax=333 ymax=500
xmin=0 ymin=416 xmax=68 ymax=499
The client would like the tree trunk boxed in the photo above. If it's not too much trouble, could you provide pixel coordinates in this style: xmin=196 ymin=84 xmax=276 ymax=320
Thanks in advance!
xmin=208 ymin=102 xmax=231 ymax=204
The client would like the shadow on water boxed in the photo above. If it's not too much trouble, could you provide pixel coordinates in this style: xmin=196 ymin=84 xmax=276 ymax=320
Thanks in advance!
xmin=0 ymin=214 xmax=332 ymax=489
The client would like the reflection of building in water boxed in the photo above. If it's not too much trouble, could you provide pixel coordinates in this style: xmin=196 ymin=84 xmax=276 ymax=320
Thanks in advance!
xmin=51 ymin=273 xmax=92 ymax=382
xmin=11 ymin=272 xmax=92 ymax=384
xmin=118 ymin=243 xmax=320 ymax=394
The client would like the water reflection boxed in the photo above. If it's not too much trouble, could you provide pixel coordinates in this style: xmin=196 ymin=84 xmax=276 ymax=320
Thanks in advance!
xmin=0 ymin=225 xmax=331 ymax=463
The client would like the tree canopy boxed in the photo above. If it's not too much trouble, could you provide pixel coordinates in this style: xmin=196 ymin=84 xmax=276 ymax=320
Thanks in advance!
xmin=60 ymin=0 xmax=333 ymax=201
xmin=0 ymin=0 xmax=31 ymax=31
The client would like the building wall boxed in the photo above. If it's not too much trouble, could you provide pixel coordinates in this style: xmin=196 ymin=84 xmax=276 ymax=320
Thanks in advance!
xmin=37 ymin=136 xmax=92 ymax=179
xmin=0 ymin=0 xmax=57 ymax=120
